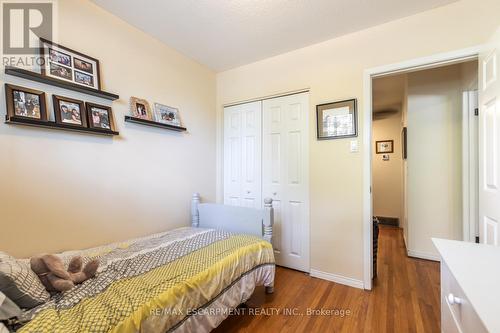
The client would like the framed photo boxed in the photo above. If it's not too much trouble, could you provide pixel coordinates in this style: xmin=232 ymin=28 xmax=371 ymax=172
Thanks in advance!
xmin=130 ymin=97 xmax=153 ymax=120
xmin=316 ymin=99 xmax=357 ymax=140
xmin=40 ymin=38 xmax=101 ymax=90
xmin=5 ymin=84 xmax=47 ymax=121
xmin=74 ymin=58 xmax=94 ymax=74
xmin=52 ymin=95 xmax=87 ymax=127
xmin=86 ymin=103 xmax=115 ymax=131
xmin=49 ymin=62 xmax=72 ymax=81
xmin=154 ymin=103 xmax=181 ymax=126
xmin=74 ymin=71 xmax=94 ymax=87
xmin=376 ymin=140 xmax=394 ymax=154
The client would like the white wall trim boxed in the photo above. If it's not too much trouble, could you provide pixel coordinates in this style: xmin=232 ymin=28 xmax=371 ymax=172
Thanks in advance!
xmin=462 ymin=90 xmax=479 ymax=243
xmin=363 ymin=45 xmax=482 ymax=291
xmin=462 ymin=91 xmax=471 ymax=242
xmin=310 ymin=269 xmax=364 ymax=290
xmin=368 ymin=46 xmax=481 ymax=78
xmin=222 ymin=88 xmax=310 ymax=107
xmin=407 ymin=250 xmax=441 ymax=262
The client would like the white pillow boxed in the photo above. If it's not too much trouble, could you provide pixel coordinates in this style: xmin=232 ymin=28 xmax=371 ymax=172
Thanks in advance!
xmin=0 ymin=252 xmax=50 ymax=309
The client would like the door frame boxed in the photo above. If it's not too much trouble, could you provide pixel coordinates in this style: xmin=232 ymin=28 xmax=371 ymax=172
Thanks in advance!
xmin=362 ymin=46 xmax=482 ymax=290
xmin=462 ymin=90 xmax=479 ymax=243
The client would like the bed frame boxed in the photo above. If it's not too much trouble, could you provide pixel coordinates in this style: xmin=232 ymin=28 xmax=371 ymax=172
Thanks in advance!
xmin=191 ymin=193 xmax=275 ymax=294
xmin=191 ymin=193 xmax=274 ymax=243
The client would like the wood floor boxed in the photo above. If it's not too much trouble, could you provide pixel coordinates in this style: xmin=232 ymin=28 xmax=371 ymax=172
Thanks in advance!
xmin=214 ymin=226 xmax=440 ymax=333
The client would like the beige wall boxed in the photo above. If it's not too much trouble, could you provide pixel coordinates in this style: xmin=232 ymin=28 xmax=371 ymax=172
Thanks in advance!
xmin=216 ymin=0 xmax=500 ymax=280
xmin=0 ymin=0 xmax=216 ymax=258
xmin=372 ymin=109 xmax=403 ymax=223
xmin=406 ymin=62 xmax=477 ymax=258
xmin=461 ymin=60 xmax=479 ymax=91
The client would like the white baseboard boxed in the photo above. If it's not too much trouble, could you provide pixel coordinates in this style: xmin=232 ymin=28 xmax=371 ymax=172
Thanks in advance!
xmin=407 ymin=250 xmax=441 ymax=262
xmin=310 ymin=269 xmax=364 ymax=289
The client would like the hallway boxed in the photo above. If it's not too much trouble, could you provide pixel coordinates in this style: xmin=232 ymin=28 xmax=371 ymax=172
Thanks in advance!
xmin=215 ymin=226 xmax=441 ymax=332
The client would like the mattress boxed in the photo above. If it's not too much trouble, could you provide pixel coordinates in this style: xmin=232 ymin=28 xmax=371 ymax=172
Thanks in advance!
xmin=17 ymin=227 xmax=275 ymax=332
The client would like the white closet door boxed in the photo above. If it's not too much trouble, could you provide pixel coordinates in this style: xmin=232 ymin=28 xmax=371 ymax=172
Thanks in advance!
xmin=223 ymin=101 xmax=262 ymax=209
xmin=263 ymin=92 xmax=310 ymax=272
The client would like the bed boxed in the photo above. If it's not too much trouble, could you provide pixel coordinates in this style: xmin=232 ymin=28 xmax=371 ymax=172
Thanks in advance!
xmin=13 ymin=194 xmax=275 ymax=333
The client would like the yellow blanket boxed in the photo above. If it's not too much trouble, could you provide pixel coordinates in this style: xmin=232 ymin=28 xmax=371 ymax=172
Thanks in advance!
xmin=19 ymin=228 xmax=275 ymax=332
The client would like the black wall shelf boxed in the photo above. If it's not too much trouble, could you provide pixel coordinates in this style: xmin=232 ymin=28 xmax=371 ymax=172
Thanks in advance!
xmin=4 ymin=66 xmax=119 ymax=101
xmin=5 ymin=116 xmax=119 ymax=136
xmin=124 ymin=116 xmax=187 ymax=132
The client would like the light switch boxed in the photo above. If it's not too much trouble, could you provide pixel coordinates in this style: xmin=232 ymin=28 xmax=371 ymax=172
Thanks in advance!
xmin=350 ymin=140 xmax=359 ymax=153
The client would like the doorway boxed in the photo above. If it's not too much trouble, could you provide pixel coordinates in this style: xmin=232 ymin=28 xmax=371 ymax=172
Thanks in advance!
xmin=362 ymin=47 xmax=482 ymax=290
xmin=371 ymin=61 xmax=478 ymax=272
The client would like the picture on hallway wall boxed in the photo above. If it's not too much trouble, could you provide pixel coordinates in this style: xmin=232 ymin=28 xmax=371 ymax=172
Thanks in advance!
xmin=402 ymin=127 xmax=407 ymax=159
xmin=376 ymin=140 xmax=394 ymax=154
xmin=316 ymin=99 xmax=357 ymax=140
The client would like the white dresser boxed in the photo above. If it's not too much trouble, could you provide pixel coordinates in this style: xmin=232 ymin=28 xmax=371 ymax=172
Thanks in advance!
xmin=433 ymin=238 xmax=500 ymax=333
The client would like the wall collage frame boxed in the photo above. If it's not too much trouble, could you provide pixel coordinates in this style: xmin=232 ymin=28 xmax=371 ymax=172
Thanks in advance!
xmin=127 ymin=97 xmax=184 ymax=130
xmin=5 ymin=83 xmax=116 ymax=132
xmin=4 ymin=38 xmax=186 ymax=136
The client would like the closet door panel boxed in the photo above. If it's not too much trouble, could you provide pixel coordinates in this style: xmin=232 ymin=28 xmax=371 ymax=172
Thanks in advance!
xmin=287 ymin=131 xmax=301 ymax=185
xmin=241 ymin=103 xmax=262 ymax=208
xmin=224 ymin=106 xmax=242 ymax=206
xmin=263 ymin=92 xmax=310 ymax=272
xmin=263 ymin=103 xmax=284 ymax=196
xmin=289 ymin=200 xmax=303 ymax=256
xmin=224 ymin=101 xmax=262 ymax=209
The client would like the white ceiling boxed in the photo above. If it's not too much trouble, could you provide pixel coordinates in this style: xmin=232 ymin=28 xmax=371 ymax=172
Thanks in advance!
xmin=92 ymin=0 xmax=458 ymax=72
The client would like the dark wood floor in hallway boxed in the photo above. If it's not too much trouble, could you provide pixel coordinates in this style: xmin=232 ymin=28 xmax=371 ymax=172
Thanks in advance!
xmin=214 ymin=226 xmax=440 ymax=333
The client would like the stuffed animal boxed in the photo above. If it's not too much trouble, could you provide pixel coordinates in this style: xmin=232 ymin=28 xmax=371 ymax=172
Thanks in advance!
xmin=30 ymin=254 xmax=99 ymax=292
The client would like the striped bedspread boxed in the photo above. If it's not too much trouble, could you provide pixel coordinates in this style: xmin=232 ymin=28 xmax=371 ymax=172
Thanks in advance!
xmin=18 ymin=227 xmax=275 ymax=332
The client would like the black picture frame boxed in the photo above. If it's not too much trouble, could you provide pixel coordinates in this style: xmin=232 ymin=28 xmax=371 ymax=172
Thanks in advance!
xmin=52 ymin=95 xmax=87 ymax=128
xmin=5 ymin=83 xmax=48 ymax=122
xmin=40 ymin=38 xmax=101 ymax=90
xmin=86 ymin=102 xmax=116 ymax=132
xmin=316 ymin=98 xmax=357 ymax=140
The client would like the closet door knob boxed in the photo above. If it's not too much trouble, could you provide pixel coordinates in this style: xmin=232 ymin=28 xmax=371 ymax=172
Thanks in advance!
xmin=246 ymin=190 xmax=251 ymax=194
xmin=273 ymin=192 xmax=277 ymax=196
xmin=447 ymin=293 xmax=462 ymax=305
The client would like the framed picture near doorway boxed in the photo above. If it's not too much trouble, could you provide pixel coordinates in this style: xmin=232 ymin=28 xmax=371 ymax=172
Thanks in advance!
xmin=316 ymin=98 xmax=357 ymax=140
xmin=376 ymin=140 xmax=394 ymax=154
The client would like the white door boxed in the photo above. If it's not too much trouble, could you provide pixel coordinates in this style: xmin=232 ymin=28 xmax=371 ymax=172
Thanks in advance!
xmin=263 ymin=92 xmax=310 ymax=272
xmin=223 ymin=101 xmax=262 ymax=208
xmin=479 ymin=27 xmax=500 ymax=245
